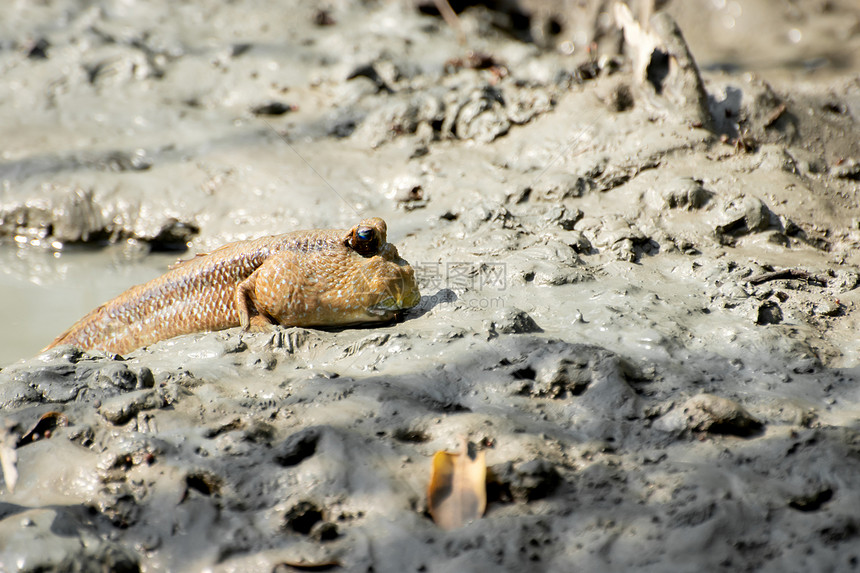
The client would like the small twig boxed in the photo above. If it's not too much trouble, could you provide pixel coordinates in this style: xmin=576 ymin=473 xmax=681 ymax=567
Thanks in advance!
xmin=763 ymin=102 xmax=787 ymax=129
xmin=433 ymin=0 xmax=467 ymax=46
xmin=640 ymin=0 xmax=655 ymax=32
xmin=746 ymin=269 xmax=825 ymax=286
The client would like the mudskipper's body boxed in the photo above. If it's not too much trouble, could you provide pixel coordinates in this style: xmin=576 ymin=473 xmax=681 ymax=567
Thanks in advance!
xmin=45 ymin=217 xmax=420 ymax=354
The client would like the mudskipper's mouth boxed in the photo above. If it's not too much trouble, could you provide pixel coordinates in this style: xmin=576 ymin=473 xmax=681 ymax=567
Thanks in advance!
xmin=367 ymin=306 xmax=398 ymax=317
xmin=368 ymin=288 xmax=421 ymax=316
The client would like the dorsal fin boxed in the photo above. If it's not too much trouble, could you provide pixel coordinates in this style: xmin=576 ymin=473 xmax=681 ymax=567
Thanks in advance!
xmin=169 ymin=252 xmax=209 ymax=271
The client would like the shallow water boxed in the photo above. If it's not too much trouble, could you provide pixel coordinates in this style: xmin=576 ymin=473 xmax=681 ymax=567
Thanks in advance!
xmin=0 ymin=244 xmax=180 ymax=365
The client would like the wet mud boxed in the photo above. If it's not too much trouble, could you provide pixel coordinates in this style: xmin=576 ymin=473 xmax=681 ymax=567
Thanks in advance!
xmin=2 ymin=1 xmax=860 ymax=571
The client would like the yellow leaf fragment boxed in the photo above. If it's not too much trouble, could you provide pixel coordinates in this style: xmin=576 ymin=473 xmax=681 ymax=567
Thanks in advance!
xmin=19 ymin=411 xmax=69 ymax=446
xmin=428 ymin=438 xmax=486 ymax=530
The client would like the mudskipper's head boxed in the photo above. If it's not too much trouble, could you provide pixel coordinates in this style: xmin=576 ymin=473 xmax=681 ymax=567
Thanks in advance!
xmin=342 ymin=217 xmax=421 ymax=322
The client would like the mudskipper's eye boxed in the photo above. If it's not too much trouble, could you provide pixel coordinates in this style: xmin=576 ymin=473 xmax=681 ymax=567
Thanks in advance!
xmin=349 ymin=224 xmax=381 ymax=256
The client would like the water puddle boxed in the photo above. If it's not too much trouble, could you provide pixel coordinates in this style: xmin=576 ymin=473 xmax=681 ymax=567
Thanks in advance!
xmin=0 ymin=243 xmax=182 ymax=365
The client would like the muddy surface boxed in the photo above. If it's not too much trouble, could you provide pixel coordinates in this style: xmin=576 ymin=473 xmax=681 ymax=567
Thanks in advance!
xmin=2 ymin=1 xmax=860 ymax=571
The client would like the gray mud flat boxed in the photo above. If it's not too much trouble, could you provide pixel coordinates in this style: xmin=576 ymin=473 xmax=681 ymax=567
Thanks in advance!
xmin=2 ymin=1 xmax=860 ymax=572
